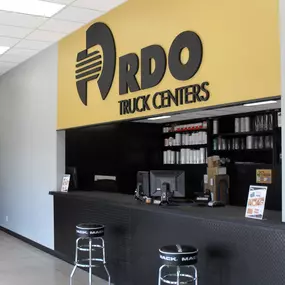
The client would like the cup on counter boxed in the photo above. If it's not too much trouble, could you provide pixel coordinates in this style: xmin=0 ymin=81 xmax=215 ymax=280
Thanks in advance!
xmin=145 ymin=197 xmax=152 ymax=204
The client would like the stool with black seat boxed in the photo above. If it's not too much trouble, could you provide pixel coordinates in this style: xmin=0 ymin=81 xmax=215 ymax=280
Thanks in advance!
xmin=158 ymin=245 xmax=198 ymax=285
xmin=70 ymin=223 xmax=111 ymax=285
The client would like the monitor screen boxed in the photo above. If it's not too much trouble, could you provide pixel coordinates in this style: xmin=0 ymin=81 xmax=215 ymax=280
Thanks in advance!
xmin=150 ymin=170 xmax=185 ymax=198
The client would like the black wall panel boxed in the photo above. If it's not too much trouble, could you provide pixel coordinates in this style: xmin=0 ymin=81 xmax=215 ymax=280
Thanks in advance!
xmin=66 ymin=122 xmax=162 ymax=194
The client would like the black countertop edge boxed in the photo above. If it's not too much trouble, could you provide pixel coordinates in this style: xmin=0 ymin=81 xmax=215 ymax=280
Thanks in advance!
xmin=49 ymin=191 xmax=284 ymax=231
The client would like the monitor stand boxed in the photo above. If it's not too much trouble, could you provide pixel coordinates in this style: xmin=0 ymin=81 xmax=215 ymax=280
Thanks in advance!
xmin=160 ymin=182 xmax=172 ymax=206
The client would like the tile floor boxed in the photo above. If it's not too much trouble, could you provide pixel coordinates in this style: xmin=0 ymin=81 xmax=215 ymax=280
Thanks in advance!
xmin=0 ymin=231 xmax=108 ymax=285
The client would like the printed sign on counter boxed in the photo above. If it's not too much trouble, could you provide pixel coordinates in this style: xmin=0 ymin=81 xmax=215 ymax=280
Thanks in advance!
xmin=245 ymin=185 xmax=267 ymax=220
xmin=256 ymin=169 xmax=272 ymax=184
xmin=61 ymin=174 xmax=71 ymax=192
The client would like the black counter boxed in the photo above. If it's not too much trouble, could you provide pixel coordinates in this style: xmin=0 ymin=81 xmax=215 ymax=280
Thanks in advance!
xmin=50 ymin=191 xmax=285 ymax=285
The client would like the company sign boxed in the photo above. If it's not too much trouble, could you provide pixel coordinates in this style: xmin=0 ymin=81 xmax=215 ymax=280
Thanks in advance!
xmin=75 ymin=22 xmax=210 ymax=116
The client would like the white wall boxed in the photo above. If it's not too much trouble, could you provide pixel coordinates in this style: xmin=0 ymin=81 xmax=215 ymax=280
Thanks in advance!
xmin=0 ymin=44 xmax=64 ymax=249
xmin=280 ymin=0 xmax=285 ymax=222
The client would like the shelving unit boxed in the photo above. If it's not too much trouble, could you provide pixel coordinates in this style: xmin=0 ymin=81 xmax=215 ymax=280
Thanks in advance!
xmin=161 ymin=109 xmax=280 ymax=166
xmin=162 ymin=119 xmax=210 ymax=165
xmin=210 ymin=110 xmax=279 ymax=165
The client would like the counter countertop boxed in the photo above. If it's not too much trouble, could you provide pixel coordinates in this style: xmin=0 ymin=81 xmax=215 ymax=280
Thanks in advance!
xmin=49 ymin=191 xmax=284 ymax=231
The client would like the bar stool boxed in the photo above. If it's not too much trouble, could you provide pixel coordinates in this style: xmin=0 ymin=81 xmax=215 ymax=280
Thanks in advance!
xmin=158 ymin=244 xmax=198 ymax=285
xmin=70 ymin=223 xmax=111 ymax=285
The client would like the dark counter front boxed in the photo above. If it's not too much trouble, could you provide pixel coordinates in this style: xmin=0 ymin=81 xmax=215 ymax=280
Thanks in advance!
xmin=50 ymin=191 xmax=285 ymax=285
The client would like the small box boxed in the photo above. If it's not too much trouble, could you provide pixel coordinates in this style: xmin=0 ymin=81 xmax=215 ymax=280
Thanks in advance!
xmin=204 ymin=174 xmax=230 ymax=204
xmin=213 ymin=175 xmax=230 ymax=203
xmin=207 ymin=156 xmax=220 ymax=167
xmin=207 ymin=167 xmax=227 ymax=177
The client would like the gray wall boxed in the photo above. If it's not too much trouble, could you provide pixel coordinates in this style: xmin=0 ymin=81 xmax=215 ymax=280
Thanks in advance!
xmin=0 ymin=44 xmax=65 ymax=249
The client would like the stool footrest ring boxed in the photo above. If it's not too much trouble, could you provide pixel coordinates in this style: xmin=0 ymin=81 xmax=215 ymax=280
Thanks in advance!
xmin=161 ymin=273 xmax=196 ymax=285
xmin=77 ymin=244 xmax=104 ymax=251
xmin=76 ymin=258 xmax=105 ymax=268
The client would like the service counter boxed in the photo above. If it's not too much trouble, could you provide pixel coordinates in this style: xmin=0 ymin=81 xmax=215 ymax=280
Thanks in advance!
xmin=50 ymin=191 xmax=285 ymax=285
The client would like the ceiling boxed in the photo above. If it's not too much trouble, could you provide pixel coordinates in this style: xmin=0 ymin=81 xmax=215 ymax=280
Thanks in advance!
xmin=137 ymin=100 xmax=281 ymax=124
xmin=0 ymin=0 xmax=126 ymax=76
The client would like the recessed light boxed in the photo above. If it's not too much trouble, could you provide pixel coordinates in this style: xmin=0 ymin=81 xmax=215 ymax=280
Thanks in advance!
xmin=243 ymin=100 xmax=277 ymax=107
xmin=0 ymin=0 xmax=65 ymax=17
xmin=0 ymin=46 xmax=10 ymax=55
xmin=147 ymin=115 xmax=171 ymax=121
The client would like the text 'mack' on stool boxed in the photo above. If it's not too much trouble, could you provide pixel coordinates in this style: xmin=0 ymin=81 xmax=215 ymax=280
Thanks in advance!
xmin=158 ymin=244 xmax=198 ymax=285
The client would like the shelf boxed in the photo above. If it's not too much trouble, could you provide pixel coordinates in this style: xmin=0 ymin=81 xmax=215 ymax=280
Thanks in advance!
xmin=163 ymin=164 xmax=207 ymax=166
xmin=212 ymin=130 xmax=274 ymax=137
xmin=164 ymin=144 xmax=207 ymax=149
xmin=213 ymin=148 xmax=273 ymax=152
xmin=163 ymin=129 xmax=207 ymax=136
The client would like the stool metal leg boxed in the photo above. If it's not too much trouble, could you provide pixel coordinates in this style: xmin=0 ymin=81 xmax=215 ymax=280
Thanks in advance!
xmin=89 ymin=238 xmax=92 ymax=285
xmin=70 ymin=238 xmax=80 ymax=285
xmin=177 ymin=266 xmax=180 ymax=285
xmin=100 ymin=237 xmax=111 ymax=285
xmin=158 ymin=265 xmax=164 ymax=285
xmin=192 ymin=265 xmax=198 ymax=285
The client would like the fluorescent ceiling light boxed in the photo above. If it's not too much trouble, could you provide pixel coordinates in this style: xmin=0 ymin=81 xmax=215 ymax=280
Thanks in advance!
xmin=243 ymin=100 xmax=277 ymax=107
xmin=148 ymin=115 xmax=171 ymax=121
xmin=0 ymin=46 xmax=10 ymax=54
xmin=0 ymin=0 xmax=65 ymax=17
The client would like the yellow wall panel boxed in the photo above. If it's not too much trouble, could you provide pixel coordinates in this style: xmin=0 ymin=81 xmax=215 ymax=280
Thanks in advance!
xmin=58 ymin=0 xmax=280 ymax=129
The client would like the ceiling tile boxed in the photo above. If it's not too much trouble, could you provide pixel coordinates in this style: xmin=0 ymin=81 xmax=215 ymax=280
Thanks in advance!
xmin=0 ymin=36 xmax=20 ymax=47
xmin=39 ymin=19 xmax=83 ymax=34
xmin=26 ymin=30 xmax=66 ymax=42
xmin=47 ymin=0 xmax=75 ymax=4
xmin=72 ymin=0 xmax=127 ymax=11
xmin=54 ymin=6 xmax=103 ymax=23
xmin=0 ymin=11 xmax=46 ymax=29
xmin=15 ymin=40 xmax=52 ymax=50
xmin=0 ymin=25 xmax=32 ymax=38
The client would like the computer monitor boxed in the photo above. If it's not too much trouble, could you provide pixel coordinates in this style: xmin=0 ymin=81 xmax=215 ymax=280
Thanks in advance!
xmin=150 ymin=170 xmax=185 ymax=198
xmin=136 ymin=171 xmax=150 ymax=196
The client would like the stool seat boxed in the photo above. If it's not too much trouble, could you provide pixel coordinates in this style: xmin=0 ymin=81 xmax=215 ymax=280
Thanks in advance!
xmin=76 ymin=223 xmax=105 ymax=238
xmin=159 ymin=245 xmax=198 ymax=266
xmin=71 ymin=223 xmax=110 ymax=285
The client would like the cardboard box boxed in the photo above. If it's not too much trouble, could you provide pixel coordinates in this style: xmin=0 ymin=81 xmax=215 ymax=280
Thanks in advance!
xmin=207 ymin=167 xmax=227 ymax=177
xmin=204 ymin=174 xmax=230 ymax=204
xmin=207 ymin=156 xmax=220 ymax=167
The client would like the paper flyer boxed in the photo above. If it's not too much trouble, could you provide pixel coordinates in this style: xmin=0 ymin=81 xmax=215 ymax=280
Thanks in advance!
xmin=245 ymin=185 xmax=267 ymax=220
xmin=61 ymin=174 xmax=71 ymax=192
